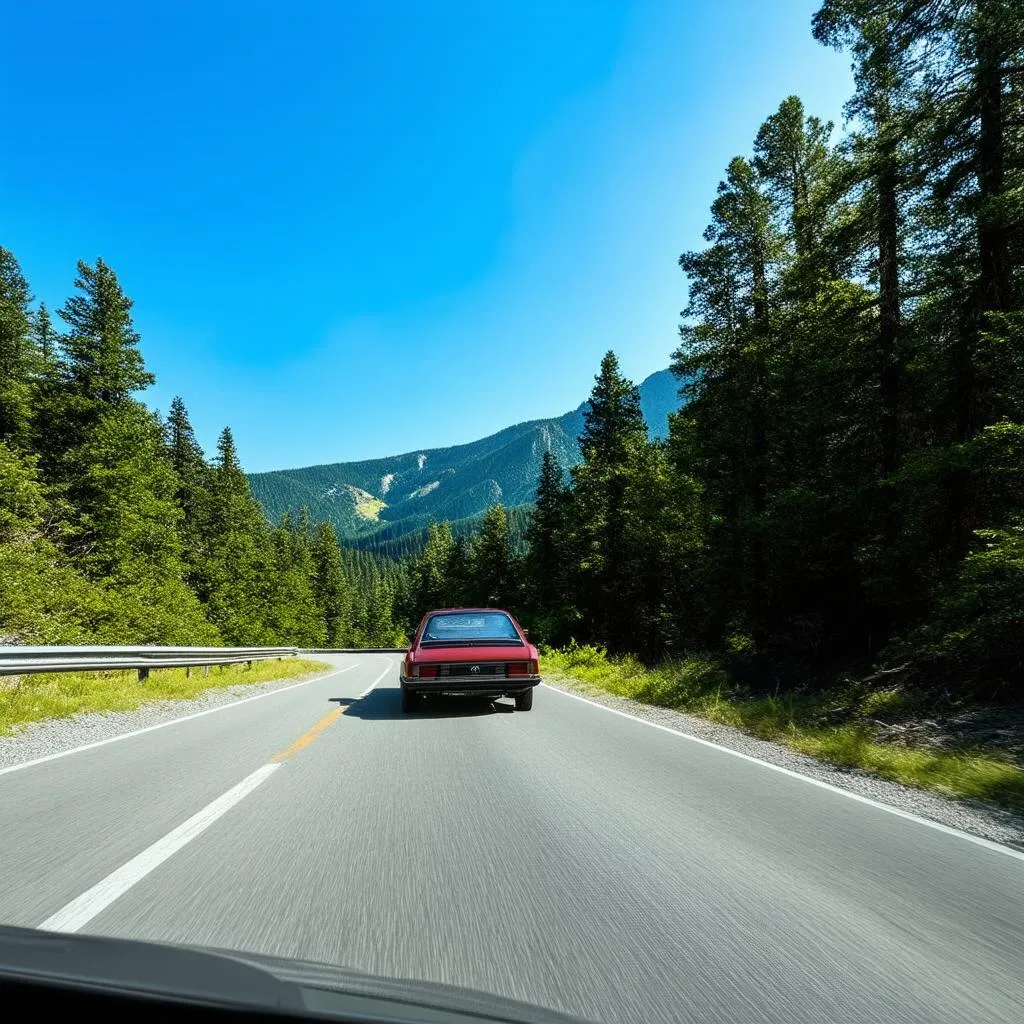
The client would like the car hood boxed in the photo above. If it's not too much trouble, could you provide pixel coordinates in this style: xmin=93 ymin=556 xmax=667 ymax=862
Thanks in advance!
xmin=0 ymin=925 xmax=590 ymax=1024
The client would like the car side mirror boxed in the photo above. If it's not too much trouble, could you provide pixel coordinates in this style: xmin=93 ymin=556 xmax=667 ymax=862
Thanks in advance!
xmin=523 ymin=628 xmax=530 ymax=639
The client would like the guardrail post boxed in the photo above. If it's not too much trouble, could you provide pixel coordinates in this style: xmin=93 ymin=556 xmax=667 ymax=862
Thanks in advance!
xmin=204 ymin=665 xmax=210 ymax=677
xmin=138 ymin=667 xmax=149 ymax=683
xmin=247 ymin=659 xmax=252 ymax=670
xmin=185 ymin=666 xmax=191 ymax=678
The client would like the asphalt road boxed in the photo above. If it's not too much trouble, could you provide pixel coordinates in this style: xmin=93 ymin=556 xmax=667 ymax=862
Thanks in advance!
xmin=1 ymin=654 xmax=1021 ymax=1024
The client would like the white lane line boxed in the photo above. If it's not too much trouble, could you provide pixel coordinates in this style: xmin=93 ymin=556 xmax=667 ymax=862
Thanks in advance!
xmin=35 ymin=662 xmax=390 ymax=933
xmin=358 ymin=659 xmax=393 ymax=697
xmin=0 ymin=662 xmax=360 ymax=779
xmin=39 ymin=764 xmax=281 ymax=933
xmin=541 ymin=683 xmax=1024 ymax=862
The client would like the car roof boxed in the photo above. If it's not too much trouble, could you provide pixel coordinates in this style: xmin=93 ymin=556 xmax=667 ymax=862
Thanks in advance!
xmin=422 ymin=608 xmax=514 ymax=616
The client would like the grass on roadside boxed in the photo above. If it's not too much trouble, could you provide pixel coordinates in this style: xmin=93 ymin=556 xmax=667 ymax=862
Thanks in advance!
xmin=0 ymin=657 xmax=331 ymax=737
xmin=542 ymin=645 xmax=1024 ymax=813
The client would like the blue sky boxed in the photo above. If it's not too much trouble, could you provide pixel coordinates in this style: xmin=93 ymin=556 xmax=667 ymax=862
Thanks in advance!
xmin=3 ymin=1 xmax=853 ymax=472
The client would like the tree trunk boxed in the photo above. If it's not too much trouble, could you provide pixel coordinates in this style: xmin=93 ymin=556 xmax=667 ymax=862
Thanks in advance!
xmin=947 ymin=5 xmax=1010 ymax=561
xmin=749 ymin=248 xmax=771 ymax=652
xmin=976 ymin=2 xmax=1011 ymax=323
xmin=877 ymin=121 xmax=902 ymax=543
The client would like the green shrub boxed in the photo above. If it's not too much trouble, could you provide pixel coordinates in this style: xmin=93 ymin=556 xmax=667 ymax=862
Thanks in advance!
xmin=888 ymin=521 xmax=1024 ymax=700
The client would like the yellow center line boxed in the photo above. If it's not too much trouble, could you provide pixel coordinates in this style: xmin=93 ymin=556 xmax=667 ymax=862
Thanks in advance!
xmin=269 ymin=660 xmax=390 ymax=765
xmin=271 ymin=706 xmax=346 ymax=763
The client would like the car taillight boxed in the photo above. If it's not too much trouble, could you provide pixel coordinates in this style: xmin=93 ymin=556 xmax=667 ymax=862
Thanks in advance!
xmin=417 ymin=665 xmax=438 ymax=678
xmin=508 ymin=662 xmax=537 ymax=677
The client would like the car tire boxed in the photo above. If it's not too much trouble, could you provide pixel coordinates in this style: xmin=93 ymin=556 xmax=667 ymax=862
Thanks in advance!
xmin=514 ymin=688 xmax=534 ymax=712
xmin=401 ymin=688 xmax=417 ymax=714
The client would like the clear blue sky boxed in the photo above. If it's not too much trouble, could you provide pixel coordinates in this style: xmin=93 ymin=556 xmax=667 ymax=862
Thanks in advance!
xmin=3 ymin=1 xmax=852 ymax=473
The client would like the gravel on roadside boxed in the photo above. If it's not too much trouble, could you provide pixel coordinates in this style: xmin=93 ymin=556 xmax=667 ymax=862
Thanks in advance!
xmin=544 ymin=673 xmax=1024 ymax=850
xmin=0 ymin=668 xmax=334 ymax=772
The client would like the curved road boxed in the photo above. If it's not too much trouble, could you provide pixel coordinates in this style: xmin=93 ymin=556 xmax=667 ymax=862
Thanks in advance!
xmin=0 ymin=655 xmax=1021 ymax=1023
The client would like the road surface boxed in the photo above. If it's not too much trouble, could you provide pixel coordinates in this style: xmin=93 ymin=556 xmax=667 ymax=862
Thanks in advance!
xmin=0 ymin=654 xmax=1021 ymax=1023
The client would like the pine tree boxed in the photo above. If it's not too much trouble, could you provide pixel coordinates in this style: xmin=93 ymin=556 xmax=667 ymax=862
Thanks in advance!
xmin=572 ymin=353 xmax=649 ymax=651
xmin=445 ymin=535 xmax=473 ymax=609
xmin=73 ymin=401 xmax=218 ymax=642
xmin=26 ymin=301 xmax=64 ymax=471
xmin=919 ymin=0 xmax=1023 ymax=559
xmin=471 ymin=504 xmax=515 ymax=610
xmin=53 ymin=258 xmax=155 ymax=474
xmin=753 ymin=96 xmax=836 ymax=264
xmin=364 ymin=574 xmax=399 ymax=645
xmin=32 ymin=302 xmax=59 ymax=364
xmin=619 ymin=439 xmax=703 ymax=659
xmin=58 ymin=257 xmax=154 ymax=408
xmin=813 ymin=1 xmax=924 ymax=632
xmin=43 ymin=259 xmax=152 ymax=494
xmin=673 ymin=156 xmax=783 ymax=653
xmin=0 ymin=247 xmax=36 ymax=446
xmin=523 ymin=450 xmax=572 ymax=642
xmin=579 ymin=351 xmax=647 ymax=465
xmin=23 ymin=258 xmax=216 ymax=642
xmin=312 ymin=520 xmax=351 ymax=645
xmin=165 ymin=396 xmax=211 ymax=591
xmin=390 ymin=558 xmax=413 ymax=632
xmin=0 ymin=441 xmax=116 ymax=644
xmin=166 ymin=396 xmax=207 ymax=482
xmin=410 ymin=521 xmax=455 ymax=615
xmin=261 ymin=510 xmax=325 ymax=646
xmin=203 ymin=426 xmax=274 ymax=643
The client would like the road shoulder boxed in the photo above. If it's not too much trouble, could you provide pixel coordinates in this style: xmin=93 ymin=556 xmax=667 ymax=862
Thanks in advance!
xmin=0 ymin=661 xmax=344 ymax=773
xmin=543 ymin=673 xmax=1024 ymax=849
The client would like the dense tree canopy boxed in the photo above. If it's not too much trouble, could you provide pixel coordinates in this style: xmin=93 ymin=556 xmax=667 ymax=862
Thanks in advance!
xmin=0 ymin=254 xmax=407 ymax=648
xmin=393 ymin=2 xmax=1024 ymax=700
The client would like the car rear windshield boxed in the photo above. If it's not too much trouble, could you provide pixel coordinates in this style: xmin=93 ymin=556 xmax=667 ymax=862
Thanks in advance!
xmin=421 ymin=612 xmax=522 ymax=643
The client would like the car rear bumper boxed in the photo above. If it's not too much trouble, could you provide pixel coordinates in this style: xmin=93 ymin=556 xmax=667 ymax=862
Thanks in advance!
xmin=400 ymin=675 xmax=541 ymax=695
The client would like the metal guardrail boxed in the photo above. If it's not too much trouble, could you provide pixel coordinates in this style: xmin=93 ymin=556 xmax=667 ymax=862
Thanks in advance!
xmin=302 ymin=648 xmax=406 ymax=655
xmin=0 ymin=646 xmax=298 ymax=682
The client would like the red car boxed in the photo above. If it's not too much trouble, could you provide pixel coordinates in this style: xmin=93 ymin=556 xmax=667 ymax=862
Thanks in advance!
xmin=400 ymin=608 xmax=541 ymax=713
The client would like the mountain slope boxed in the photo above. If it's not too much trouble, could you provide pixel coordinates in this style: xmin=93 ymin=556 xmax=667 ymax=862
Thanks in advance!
xmin=248 ymin=368 xmax=684 ymax=547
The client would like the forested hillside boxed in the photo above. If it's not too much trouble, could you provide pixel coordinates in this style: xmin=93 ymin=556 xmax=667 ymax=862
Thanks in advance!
xmin=353 ymin=504 xmax=533 ymax=562
xmin=0 ymin=252 xmax=407 ymax=648
xmin=247 ymin=368 xmax=681 ymax=552
xmin=403 ymin=0 xmax=1024 ymax=702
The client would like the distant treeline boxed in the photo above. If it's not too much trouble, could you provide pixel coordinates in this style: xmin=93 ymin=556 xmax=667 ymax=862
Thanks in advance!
xmin=355 ymin=505 xmax=531 ymax=562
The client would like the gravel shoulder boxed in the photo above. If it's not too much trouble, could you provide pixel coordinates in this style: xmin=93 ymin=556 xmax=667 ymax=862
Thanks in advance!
xmin=0 ymin=669 xmax=334 ymax=771
xmin=544 ymin=673 xmax=1024 ymax=850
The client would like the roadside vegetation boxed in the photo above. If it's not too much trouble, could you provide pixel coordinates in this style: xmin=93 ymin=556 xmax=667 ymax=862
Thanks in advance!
xmin=543 ymin=646 xmax=1024 ymax=813
xmin=0 ymin=658 xmax=331 ymax=737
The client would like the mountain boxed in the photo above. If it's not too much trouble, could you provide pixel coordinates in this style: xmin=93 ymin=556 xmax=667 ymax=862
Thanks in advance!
xmin=248 ymin=368 xmax=684 ymax=551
